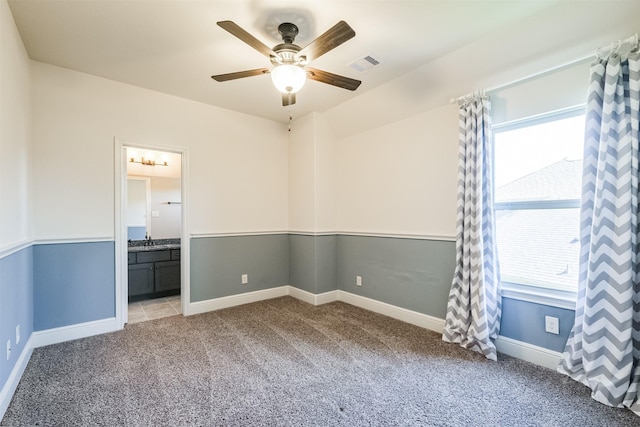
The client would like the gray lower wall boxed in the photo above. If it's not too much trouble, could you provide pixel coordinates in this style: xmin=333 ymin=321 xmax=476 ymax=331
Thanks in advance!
xmin=190 ymin=234 xmax=289 ymax=302
xmin=335 ymin=234 xmax=575 ymax=353
xmin=200 ymin=233 xmax=455 ymax=325
xmin=500 ymin=297 xmax=574 ymax=352
xmin=289 ymin=234 xmax=337 ymax=294
xmin=22 ymin=233 xmax=575 ymax=354
xmin=337 ymin=235 xmax=455 ymax=319
xmin=0 ymin=246 xmax=33 ymax=391
xmin=33 ymin=241 xmax=115 ymax=331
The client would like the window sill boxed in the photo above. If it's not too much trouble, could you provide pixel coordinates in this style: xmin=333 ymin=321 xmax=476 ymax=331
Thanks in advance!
xmin=500 ymin=281 xmax=576 ymax=310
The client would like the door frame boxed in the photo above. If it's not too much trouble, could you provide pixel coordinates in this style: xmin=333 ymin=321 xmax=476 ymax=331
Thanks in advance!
xmin=114 ymin=137 xmax=190 ymax=328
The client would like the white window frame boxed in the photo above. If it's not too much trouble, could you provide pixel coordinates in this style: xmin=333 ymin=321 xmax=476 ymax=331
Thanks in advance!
xmin=492 ymin=105 xmax=585 ymax=310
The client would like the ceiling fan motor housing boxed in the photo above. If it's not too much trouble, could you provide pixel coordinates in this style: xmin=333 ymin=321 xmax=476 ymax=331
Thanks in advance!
xmin=271 ymin=23 xmax=304 ymax=66
xmin=278 ymin=22 xmax=299 ymax=44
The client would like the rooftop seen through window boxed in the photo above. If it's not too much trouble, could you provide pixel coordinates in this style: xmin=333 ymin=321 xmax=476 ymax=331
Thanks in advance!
xmin=493 ymin=111 xmax=585 ymax=293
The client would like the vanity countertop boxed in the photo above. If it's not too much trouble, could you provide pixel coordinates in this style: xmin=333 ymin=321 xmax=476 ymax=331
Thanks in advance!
xmin=128 ymin=239 xmax=180 ymax=252
xmin=128 ymin=244 xmax=180 ymax=252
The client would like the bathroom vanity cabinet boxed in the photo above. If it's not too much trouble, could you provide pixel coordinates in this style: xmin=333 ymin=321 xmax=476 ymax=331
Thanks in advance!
xmin=128 ymin=246 xmax=180 ymax=301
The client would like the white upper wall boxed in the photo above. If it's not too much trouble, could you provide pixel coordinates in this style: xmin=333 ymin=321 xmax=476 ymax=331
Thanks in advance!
xmin=31 ymin=61 xmax=288 ymax=240
xmin=490 ymin=60 xmax=590 ymax=125
xmin=313 ymin=113 xmax=338 ymax=232
xmin=288 ymin=112 xmax=339 ymax=233
xmin=12 ymin=1 xmax=640 ymax=242
xmin=335 ymin=104 xmax=458 ymax=238
xmin=288 ymin=113 xmax=316 ymax=233
xmin=0 ymin=0 xmax=31 ymax=251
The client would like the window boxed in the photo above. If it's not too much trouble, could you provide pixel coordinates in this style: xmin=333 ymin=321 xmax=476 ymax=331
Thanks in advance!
xmin=492 ymin=108 xmax=585 ymax=307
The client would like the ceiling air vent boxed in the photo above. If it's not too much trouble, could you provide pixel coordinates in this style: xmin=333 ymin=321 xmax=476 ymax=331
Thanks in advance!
xmin=349 ymin=54 xmax=380 ymax=73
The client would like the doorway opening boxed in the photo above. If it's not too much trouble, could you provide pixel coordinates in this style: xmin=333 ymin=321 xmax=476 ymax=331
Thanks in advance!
xmin=114 ymin=139 xmax=189 ymax=328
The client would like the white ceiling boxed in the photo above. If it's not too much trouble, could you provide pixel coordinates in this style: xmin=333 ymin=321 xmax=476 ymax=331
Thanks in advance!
xmin=7 ymin=1 xmax=639 ymax=125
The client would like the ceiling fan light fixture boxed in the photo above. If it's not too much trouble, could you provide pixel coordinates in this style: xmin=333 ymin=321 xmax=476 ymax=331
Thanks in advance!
xmin=271 ymin=64 xmax=306 ymax=93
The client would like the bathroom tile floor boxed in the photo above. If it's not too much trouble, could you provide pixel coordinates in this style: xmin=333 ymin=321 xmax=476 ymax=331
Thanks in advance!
xmin=128 ymin=295 xmax=181 ymax=324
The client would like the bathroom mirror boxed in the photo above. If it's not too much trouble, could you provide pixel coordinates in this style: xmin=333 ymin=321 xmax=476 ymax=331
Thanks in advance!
xmin=127 ymin=177 xmax=150 ymax=240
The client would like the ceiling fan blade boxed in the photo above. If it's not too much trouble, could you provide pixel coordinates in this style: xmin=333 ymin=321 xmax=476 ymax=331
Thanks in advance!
xmin=298 ymin=21 xmax=355 ymax=63
xmin=282 ymin=92 xmax=296 ymax=106
xmin=306 ymin=67 xmax=361 ymax=91
xmin=217 ymin=21 xmax=277 ymax=58
xmin=211 ymin=68 xmax=269 ymax=82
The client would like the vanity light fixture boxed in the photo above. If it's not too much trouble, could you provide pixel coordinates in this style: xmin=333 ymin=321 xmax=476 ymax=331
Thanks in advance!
xmin=129 ymin=157 xmax=168 ymax=167
xmin=129 ymin=152 xmax=168 ymax=167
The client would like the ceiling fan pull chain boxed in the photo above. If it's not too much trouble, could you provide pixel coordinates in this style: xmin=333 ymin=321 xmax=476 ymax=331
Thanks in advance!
xmin=288 ymin=111 xmax=293 ymax=132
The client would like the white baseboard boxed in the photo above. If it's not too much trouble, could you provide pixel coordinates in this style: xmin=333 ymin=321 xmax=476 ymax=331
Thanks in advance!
xmin=31 ymin=317 xmax=119 ymax=348
xmin=494 ymin=335 xmax=562 ymax=370
xmin=336 ymin=290 xmax=446 ymax=333
xmin=0 ymin=336 xmax=33 ymax=421
xmin=326 ymin=291 xmax=561 ymax=370
xmin=287 ymin=287 xmax=339 ymax=306
xmin=185 ymin=286 xmax=290 ymax=316
xmin=316 ymin=290 xmax=340 ymax=305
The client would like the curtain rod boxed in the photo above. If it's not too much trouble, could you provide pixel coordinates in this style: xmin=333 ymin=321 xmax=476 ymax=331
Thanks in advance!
xmin=450 ymin=32 xmax=639 ymax=105
xmin=595 ymin=33 xmax=639 ymax=58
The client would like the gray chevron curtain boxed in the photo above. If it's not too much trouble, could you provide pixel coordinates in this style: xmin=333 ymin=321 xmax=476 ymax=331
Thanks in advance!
xmin=442 ymin=94 xmax=501 ymax=361
xmin=558 ymin=48 xmax=640 ymax=410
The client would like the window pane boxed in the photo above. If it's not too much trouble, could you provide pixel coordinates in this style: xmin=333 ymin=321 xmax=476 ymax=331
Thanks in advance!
xmin=494 ymin=114 xmax=584 ymax=203
xmin=495 ymin=208 xmax=579 ymax=291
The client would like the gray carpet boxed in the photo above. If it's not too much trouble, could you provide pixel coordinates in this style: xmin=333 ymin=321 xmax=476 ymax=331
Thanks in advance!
xmin=2 ymin=297 xmax=638 ymax=426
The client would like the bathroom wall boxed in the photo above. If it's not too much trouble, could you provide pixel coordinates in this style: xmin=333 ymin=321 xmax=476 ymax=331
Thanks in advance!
xmin=149 ymin=176 xmax=181 ymax=239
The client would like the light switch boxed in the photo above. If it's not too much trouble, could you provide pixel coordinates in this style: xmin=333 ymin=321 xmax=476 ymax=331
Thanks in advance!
xmin=151 ymin=211 xmax=160 ymax=218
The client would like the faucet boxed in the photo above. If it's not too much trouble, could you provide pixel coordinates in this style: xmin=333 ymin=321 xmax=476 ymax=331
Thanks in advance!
xmin=144 ymin=234 xmax=153 ymax=246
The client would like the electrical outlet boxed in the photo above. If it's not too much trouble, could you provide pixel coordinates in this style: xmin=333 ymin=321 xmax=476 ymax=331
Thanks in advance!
xmin=241 ymin=274 xmax=248 ymax=284
xmin=16 ymin=324 xmax=20 ymax=344
xmin=6 ymin=340 xmax=11 ymax=361
xmin=545 ymin=316 xmax=559 ymax=335
xmin=356 ymin=275 xmax=362 ymax=286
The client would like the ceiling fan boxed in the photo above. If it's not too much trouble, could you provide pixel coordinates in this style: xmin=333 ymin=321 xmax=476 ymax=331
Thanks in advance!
xmin=211 ymin=20 xmax=362 ymax=106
